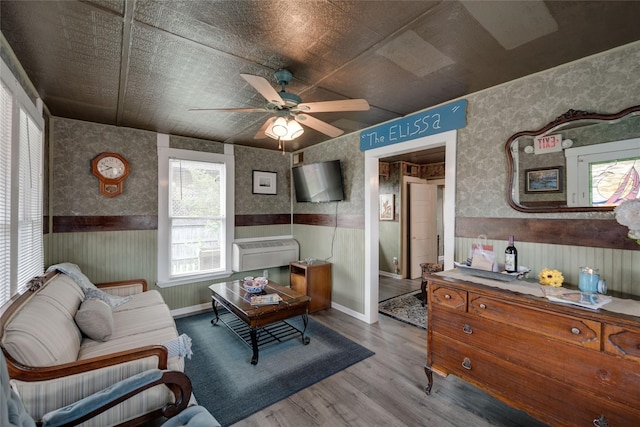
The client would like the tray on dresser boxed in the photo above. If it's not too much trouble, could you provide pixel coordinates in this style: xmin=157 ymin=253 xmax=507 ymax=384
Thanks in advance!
xmin=454 ymin=263 xmax=529 ymax=282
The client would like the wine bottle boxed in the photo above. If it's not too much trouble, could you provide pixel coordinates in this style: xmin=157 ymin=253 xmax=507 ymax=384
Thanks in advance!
xmin=505 ymin=235 xmax=518 ymax=273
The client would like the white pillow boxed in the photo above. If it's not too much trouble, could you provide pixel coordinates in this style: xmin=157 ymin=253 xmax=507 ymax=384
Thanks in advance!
xmin=75 ymin=299 xmax=114 ymax=341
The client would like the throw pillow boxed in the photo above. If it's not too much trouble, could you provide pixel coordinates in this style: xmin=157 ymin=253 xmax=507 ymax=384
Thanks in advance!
xmin=75 ymin=299 xmax=114 ymax=341
xmin=84 ymin=287 xmax=132 ymax=309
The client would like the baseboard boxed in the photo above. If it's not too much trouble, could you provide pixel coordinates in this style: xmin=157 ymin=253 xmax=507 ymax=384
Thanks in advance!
xmin=330 ymin=301 xmax=370 ymax=323
xmin=172 ymin=300 xmax=370 ymax=324
xmin=171 ymin=303 xmax=212 ymax=319
xmin=379 ymin=270 xmax=402 ymax=279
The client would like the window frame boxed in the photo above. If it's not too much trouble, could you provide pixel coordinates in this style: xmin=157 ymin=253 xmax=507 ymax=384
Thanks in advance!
xmin=1 ymin=58 xmax=45 ymax=306
xmin=157 ymin=134 xmax=234 ymax=287
xmin=565 ymin=138 xmax=640 ymax=207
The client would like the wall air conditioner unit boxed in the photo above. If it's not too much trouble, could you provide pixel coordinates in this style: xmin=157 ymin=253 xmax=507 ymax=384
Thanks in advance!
xmin=232 ymin=238 xmax=299 ymax=272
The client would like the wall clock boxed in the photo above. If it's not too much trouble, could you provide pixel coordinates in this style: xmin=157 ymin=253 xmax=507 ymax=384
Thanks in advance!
xmin=91 ymin=152 xmax=130 ymax=197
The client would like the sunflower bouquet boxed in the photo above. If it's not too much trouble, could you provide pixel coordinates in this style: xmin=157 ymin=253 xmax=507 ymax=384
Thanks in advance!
xmin=538 ymin=268 xmax=564 ymax=287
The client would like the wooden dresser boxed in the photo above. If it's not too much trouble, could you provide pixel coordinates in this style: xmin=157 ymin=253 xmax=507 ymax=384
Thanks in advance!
xmin=425 ymin=274 xmax=640 ymax=427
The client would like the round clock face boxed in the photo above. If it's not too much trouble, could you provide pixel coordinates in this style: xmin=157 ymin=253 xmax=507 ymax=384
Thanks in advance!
xmin=97 ymin=156 xmax=126 ymax=179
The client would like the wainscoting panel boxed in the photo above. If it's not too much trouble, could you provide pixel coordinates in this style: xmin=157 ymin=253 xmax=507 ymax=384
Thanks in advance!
xmin=46 ymin=230 xmax=158 ymax=285
xmin=293 ymin=224 xmax=365 ymax=313
xmin=455 ymin=237 xmax=640 ymax=296
xmin=46 ymin=228 xmax=298 ymax=310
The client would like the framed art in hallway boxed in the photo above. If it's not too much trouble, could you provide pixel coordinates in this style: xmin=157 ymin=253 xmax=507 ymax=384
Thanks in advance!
xmin=379 ymin=194 xmax=394 ymax=220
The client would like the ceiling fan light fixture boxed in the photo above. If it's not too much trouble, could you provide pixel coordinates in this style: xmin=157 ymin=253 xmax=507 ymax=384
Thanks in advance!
xmin=271 ymin=117 xmax=288 ymax=137
xmin=286 ymin=119 xmax=304 ymax=140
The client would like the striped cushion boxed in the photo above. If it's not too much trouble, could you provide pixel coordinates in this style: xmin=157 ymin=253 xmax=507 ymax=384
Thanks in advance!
xmin=10 ymin=357 xmax=173 ymax=426
xmin=3 ymin=296 xmax=81 ymax=366
xmin=37 ymin=274 xmax=84 ymax=318
xmin=112 ymin=289 xmax=165 ymax=312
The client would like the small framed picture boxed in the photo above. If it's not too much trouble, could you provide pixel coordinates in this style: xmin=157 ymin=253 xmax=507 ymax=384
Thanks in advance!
xmin=525 ymin=167 xmax=563 ymax=193
xmin=379 ymin=194 xmax=395 ymax=220
xmin=252 ymin=170 xmax=277 ymax=195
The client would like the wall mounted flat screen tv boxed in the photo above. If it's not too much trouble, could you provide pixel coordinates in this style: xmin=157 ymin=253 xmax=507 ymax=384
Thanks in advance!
xmin=292 ymin=160 xmax=345 ymax=203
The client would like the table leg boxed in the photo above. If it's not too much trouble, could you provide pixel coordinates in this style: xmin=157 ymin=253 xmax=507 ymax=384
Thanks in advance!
xmin=300 ymin=313 xmax=310 ymax=345
xmin=250 ymin=328 xmax=259 ymax=365
xmin=424 ymin=365 xmax=434 ymax=395
xmin=211 ymin=300 xmax=220 ymax=326
xmin=421 ymin=280 xmax=428 ymax=307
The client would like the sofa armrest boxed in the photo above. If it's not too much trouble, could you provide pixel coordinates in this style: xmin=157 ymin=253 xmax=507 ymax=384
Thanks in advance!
xmin=95 ymin=278 xmax=147 ymax=296
xmin=3 ymin=345 xmax=168 ymax=381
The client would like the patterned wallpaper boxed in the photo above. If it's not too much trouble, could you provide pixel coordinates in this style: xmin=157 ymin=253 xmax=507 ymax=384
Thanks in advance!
xmin=291 ymin=131 xmax=363 ymax=216
xmin=232 ymin=145 xmax=291 ymax=215
xmin=456 ymin=40 xmax=640 ymax=219
xmin=51 ymin=119 xmax=291 ymax=217
xmin=52 ymin=118 xmax=158 ymax=216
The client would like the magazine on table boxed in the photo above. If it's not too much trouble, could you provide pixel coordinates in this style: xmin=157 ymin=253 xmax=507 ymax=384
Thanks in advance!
xmin=541 ymin=286 xmax=612 ymax=310
xmin=250 ymin=293 xmax=282 ymax=306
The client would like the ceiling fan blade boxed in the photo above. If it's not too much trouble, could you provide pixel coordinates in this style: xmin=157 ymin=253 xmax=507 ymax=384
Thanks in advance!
xmin=188 ymin=107 xmax=266 ymax=113
xmin=254 ymin=118 xmax=273 ymax=139
xmin=295 ymin=114 xmax=344 ymax=138
xmin=240 ymin=74 xmax=285 ymax=107
xmin=294 ymin=99 xmax=370 ymax=113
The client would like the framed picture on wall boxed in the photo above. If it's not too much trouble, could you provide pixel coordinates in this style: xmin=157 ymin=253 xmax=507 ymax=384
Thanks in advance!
xmin=252 ymin=170 xmax=277 ymax=195
xmin=379 ymin=194 xmax=394 ymax=220
xmin=525 ymin=167 xmax=563 ymax=193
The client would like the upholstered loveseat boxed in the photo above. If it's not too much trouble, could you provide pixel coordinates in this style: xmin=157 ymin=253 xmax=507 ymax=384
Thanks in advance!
xmin=0 ymin=263 xmax=199 ymax=426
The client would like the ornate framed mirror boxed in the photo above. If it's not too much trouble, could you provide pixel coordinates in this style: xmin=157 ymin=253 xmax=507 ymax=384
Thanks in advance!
xmin=506 ymin=105 xmax=640 ymax=213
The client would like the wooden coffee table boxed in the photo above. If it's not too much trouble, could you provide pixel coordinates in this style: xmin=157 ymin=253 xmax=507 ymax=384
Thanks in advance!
xmin=208 ymin=280 xmax=311 ymax=365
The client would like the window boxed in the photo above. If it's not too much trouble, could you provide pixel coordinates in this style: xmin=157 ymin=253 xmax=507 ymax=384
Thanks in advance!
xmin=157 ymin=136 xmax=234 ymax=287
xmin=1 ymin=59 xmax=44 ymax=306
xmin=565 ymin=138 xmax=639 ymax=207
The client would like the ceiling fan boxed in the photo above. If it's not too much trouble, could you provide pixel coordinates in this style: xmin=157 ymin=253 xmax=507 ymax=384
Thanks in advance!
xmin=189 ymin=69 xmax=370 ymax=141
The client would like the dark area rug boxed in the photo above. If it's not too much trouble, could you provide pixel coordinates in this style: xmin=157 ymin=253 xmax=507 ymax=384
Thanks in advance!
xmin=379 ymin=291 xmax=427 ymax=329
xmin=175 ymin=312 xmax=374 ymax=426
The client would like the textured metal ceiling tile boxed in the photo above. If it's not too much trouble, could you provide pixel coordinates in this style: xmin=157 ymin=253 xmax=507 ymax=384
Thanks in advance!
xmin=2 ymin=0 xmax=640 ymax=152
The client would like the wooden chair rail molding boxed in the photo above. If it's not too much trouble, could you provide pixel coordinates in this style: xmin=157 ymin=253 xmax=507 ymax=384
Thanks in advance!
xmin=456 ymin=217 xmax=638 ymax=251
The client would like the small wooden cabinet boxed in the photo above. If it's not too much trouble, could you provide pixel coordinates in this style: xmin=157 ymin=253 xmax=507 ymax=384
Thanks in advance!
xmin=289 ymin=261 xmax=331 ymax=313
xmin=426 ymin=275 xmax=640 ymax=427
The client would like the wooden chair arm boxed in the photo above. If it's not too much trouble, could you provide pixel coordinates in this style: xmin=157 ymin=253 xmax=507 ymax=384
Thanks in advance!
xmin=39 ymin=370 xmax=192 ymax=427
xmin=4 ymin=345 xmax=169 ymax=381
xmin=95 ymin=279 xmax=148 ymax=292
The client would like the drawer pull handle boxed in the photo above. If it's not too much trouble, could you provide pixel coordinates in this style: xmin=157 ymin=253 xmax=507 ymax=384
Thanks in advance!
xmin=571 ymin=327 xmax=581 ymax=335
xmin=479 ymin=303 xmax=487 ymax=309
xmin=461 ymin=357 xmax=472 ymax=370
xmin=593 ymin=415 xmax=610 ymax=427
xmin=463 ymin=324 xmax=473 ymax=334
xmin=444 ymin=294 xmax=451 ymax=300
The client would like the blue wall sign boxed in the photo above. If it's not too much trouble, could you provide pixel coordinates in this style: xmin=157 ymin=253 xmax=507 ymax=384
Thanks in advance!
xmin=360 ymin=99 xmax=467 ymax=151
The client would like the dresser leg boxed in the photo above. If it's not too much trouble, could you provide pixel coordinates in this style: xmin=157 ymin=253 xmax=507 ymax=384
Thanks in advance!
xmin=424 ymin=365 xmax=433 ymax=395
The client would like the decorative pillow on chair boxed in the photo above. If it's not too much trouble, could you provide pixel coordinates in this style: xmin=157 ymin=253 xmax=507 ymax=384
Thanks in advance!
xmin=75 ymin=299 xmax=114 ymax=341
xmin=84 ymin=287 xmax=132 ymax=309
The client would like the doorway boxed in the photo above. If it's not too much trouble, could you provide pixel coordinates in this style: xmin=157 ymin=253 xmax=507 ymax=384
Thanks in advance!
xmin=363 ymin=130 xmax=457 ymax=324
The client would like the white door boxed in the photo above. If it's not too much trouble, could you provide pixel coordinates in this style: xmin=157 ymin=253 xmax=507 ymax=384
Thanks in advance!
xmin=409 ymin=183 xmax=438 ymax=279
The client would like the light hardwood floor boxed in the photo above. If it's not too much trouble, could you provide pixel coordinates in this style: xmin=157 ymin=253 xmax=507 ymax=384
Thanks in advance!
xmin=231 ymin=277 xmax=547 ymax=427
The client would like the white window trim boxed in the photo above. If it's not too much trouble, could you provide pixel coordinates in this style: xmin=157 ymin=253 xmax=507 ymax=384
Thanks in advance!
xmin=565 ymin=138 xmax=640 ymax=206
xmin=1 ymin=58 xmax=45 ymax=304
xmin=156 ymin=134 xmax=235 ymax=287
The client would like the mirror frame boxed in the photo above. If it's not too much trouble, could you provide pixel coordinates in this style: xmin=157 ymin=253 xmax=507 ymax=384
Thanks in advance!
xmin=505 ymin=104 xmax=640 ymax=213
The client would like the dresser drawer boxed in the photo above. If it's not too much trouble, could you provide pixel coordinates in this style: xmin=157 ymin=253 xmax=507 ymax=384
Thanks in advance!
xmin=430 ymin=309 xmax=640 ymax=409
xmin=429 ymin=283 xmax=466 ymax=311
xmin=604 ymin=324 xmax=640 ymax=362
xmin=430 ymin=333 xmax=640 ymax=427
xmin=468 ymin=293 xmax=601 ymax=350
